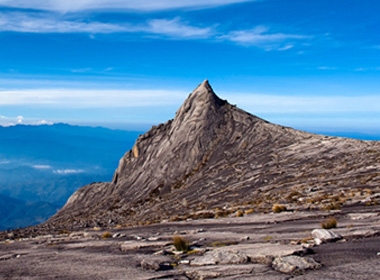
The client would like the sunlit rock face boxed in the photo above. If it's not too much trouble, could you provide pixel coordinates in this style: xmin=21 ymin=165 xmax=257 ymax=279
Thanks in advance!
xmin=44 ymin=80 xmax=380 ymax=230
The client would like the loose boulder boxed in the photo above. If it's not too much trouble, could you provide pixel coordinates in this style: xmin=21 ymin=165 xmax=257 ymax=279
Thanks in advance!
xmin=311 ymin=229 xmax=342 ymax=245
xmin=272 ymin=255 xmax=322 ymax=274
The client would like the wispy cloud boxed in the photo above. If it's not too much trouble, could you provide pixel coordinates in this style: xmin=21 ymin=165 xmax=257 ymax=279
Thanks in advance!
xmin=354 ymin=67 xmax=380 ymax=72
xmin=221 ymin=26 xmax=308 ymax=50
xmin=318 ymin=66 xmax=338 ymax=70
xmin=146 ymin=18 xmax=213 ymax=38
xmin=0 ymin=12 xmax=308 ymax=50
xmin=0 ymin=0 xmax=255 ymax=12
xmin=1 ymin=87 xmax=379 ymax=116
xmin=0 ymin=88 xmax=187 ymax=107
xmin=0 ymin=12 xmax=213 ymax=39
xmin=54 ymin=169 xmax=84 ymax=175
xmin=32 ymin=165 xmax=52 ymax=169
xmin=0 ymin=12 xmax=133 ymax=33
xmin=223 ymin=92 xmax=380 ymax=114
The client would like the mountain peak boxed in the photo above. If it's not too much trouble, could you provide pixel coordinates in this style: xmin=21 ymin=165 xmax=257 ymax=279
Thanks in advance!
xmin=198 ymin=79 xmax=212 ymax=91
xmin=41 ymin=81 xmax=380 ymax=232
xmin=174 ymin=80 xmax=226 ymax=120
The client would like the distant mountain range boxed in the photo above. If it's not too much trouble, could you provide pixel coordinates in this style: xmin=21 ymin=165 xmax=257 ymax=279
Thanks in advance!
xmin=0 ymin=123 xmax=142 ymax=230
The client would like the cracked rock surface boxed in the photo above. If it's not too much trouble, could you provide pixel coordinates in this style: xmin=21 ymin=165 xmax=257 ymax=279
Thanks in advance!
xmin=1 ymin=206 xmax=380 ymax=279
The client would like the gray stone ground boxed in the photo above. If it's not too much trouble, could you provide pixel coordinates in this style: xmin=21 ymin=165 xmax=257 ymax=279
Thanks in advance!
xmin=1 ymin=205 xmax=380 ymax=279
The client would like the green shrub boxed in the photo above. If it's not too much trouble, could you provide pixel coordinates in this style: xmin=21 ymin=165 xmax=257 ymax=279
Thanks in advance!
xmin=172 ymin=235 xmax=190 ymax=252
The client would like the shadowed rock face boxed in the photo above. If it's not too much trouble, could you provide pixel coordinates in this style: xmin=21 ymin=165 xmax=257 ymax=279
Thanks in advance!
xmin=44 ymin=80 xmax=380 ymax=230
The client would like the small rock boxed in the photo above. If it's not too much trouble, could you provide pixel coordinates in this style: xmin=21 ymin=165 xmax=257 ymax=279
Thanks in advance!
xmin=348 ymin=213 xmax=379 ymax=220
xmin=148 ymin=237 xmax=160 ymax=241
xmin=311 ymin=229 xmax=342 ymax=245
xmin=140 ymin=259 xmax=173 ymax=271
xmin=153 ymin=249 xmax=173 ymax=256
xmin=272 ymin=255 xmax=322 ymax=274
xmin=191 ymin=249 xmax=248 ymax=266
xmin=141 ymin=259 xmax=160 ymax=271
xmin=112 ymin=233 xmax=122 ymax=238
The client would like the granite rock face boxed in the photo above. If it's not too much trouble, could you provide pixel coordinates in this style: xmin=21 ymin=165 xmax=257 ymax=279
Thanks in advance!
xmin=36 ymin=80 xmax=380 ymax=231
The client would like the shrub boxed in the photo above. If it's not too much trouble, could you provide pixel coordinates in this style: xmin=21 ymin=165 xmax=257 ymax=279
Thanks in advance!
xmin=244 ymin=208 xmax=255 ymax=215
xmin=101 ymin=231 xmax=113 ymax=239
xmin=323 ymin=203 xmax=342 ymax=211
xmin=235 ymin=210 xmax=244 ymax=217
xmin=272 ymin=204 xmax=287 ymax=213
xmin=321 ymin=217 xmax=337 ymax=229
xmin=172 ymin=235 xmax=190 ymax=252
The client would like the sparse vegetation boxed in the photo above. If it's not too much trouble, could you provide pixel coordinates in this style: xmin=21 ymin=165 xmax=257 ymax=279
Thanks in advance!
xmin=101 ymin=231 xmax=113 ymax=239
xmin=272 ymin=204 xmax=287 ymax=213
xmin=244 ymin=208 xmax=255 ymax=215
xmin=323 ymin=203 xmax=342 ymax=211
xmin=263 ymin=235 xmax=273 ymax=242
xmin=173 ymin=235 xmax=190 ymax=252
xmin=235 ymin=210 xmax=244 ymax=217
xmin=59 ymin=229 xmax=70 ymax=235
xmin=321 ymin=217 xmax=337 ymax=229
xmin=211 ymin=240 xmax=239 ymax=247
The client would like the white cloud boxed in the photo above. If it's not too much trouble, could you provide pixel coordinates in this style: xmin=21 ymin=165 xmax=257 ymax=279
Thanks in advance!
xmin=37 ymin=119 xmax=54 ymax=125
xmin=0 ymin=88 xmax=187 ymax=108
xmin=147 ymin=18 xmax=212 ymax=38
xmin=0 ymin=12 xmax=213 ymax=39
xmin=32 ymin=165 xmax=52 ymax=169
xmin=221 ymin=26 xmax=308 ymax=50
xmin=0 ymin=10 xmax=309 ymax=49
xmin=0 ymin=114 xmax=54 ymax=127
xmin=0 ymin=12 xmax=132 ymax=33
xmin=0 ymin=0 xmax=254 ymax=12
xmin=54 ymin=169 xmax=84 ymax=174
xmin=318 ymin=66 xmax=337 ymax=70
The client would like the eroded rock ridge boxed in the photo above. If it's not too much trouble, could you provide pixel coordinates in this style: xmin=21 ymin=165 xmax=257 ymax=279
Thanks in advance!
xmin=41 ymin=80 xmax=380 ymax=230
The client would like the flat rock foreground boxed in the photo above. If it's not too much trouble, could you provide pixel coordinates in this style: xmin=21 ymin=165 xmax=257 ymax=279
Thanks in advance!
xmin=1 ymin=205 xmax=380 ymax=279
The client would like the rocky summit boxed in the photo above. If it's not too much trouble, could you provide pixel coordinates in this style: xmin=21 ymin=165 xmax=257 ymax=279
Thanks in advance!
xmin=38 ymin=80 xmax=380 ymax=231
xmin=2 ymin=81 xmax=380 ymax=279
xmin=17 ymin=80 xmax=374 ymax=229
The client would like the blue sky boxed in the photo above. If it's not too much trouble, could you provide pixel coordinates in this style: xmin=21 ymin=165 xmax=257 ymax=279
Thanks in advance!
xmin=0 ymin=0 xmax=379 ymax=136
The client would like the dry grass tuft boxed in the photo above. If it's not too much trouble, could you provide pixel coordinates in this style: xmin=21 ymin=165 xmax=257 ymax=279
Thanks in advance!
xmin=235 ymin=210 xmax=244 ymax=217
xmin=101 ymin=231 xmax=113 ymax=239
xmin=172 ymin=235 xmax=190 ymax=252
xmin=272 ymin=204 xmax=287 ymax=213
xmin=244 ymin=208 xmax=255 ymax=215
xmin=321 ymin=217 xmax=337 ymax=229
